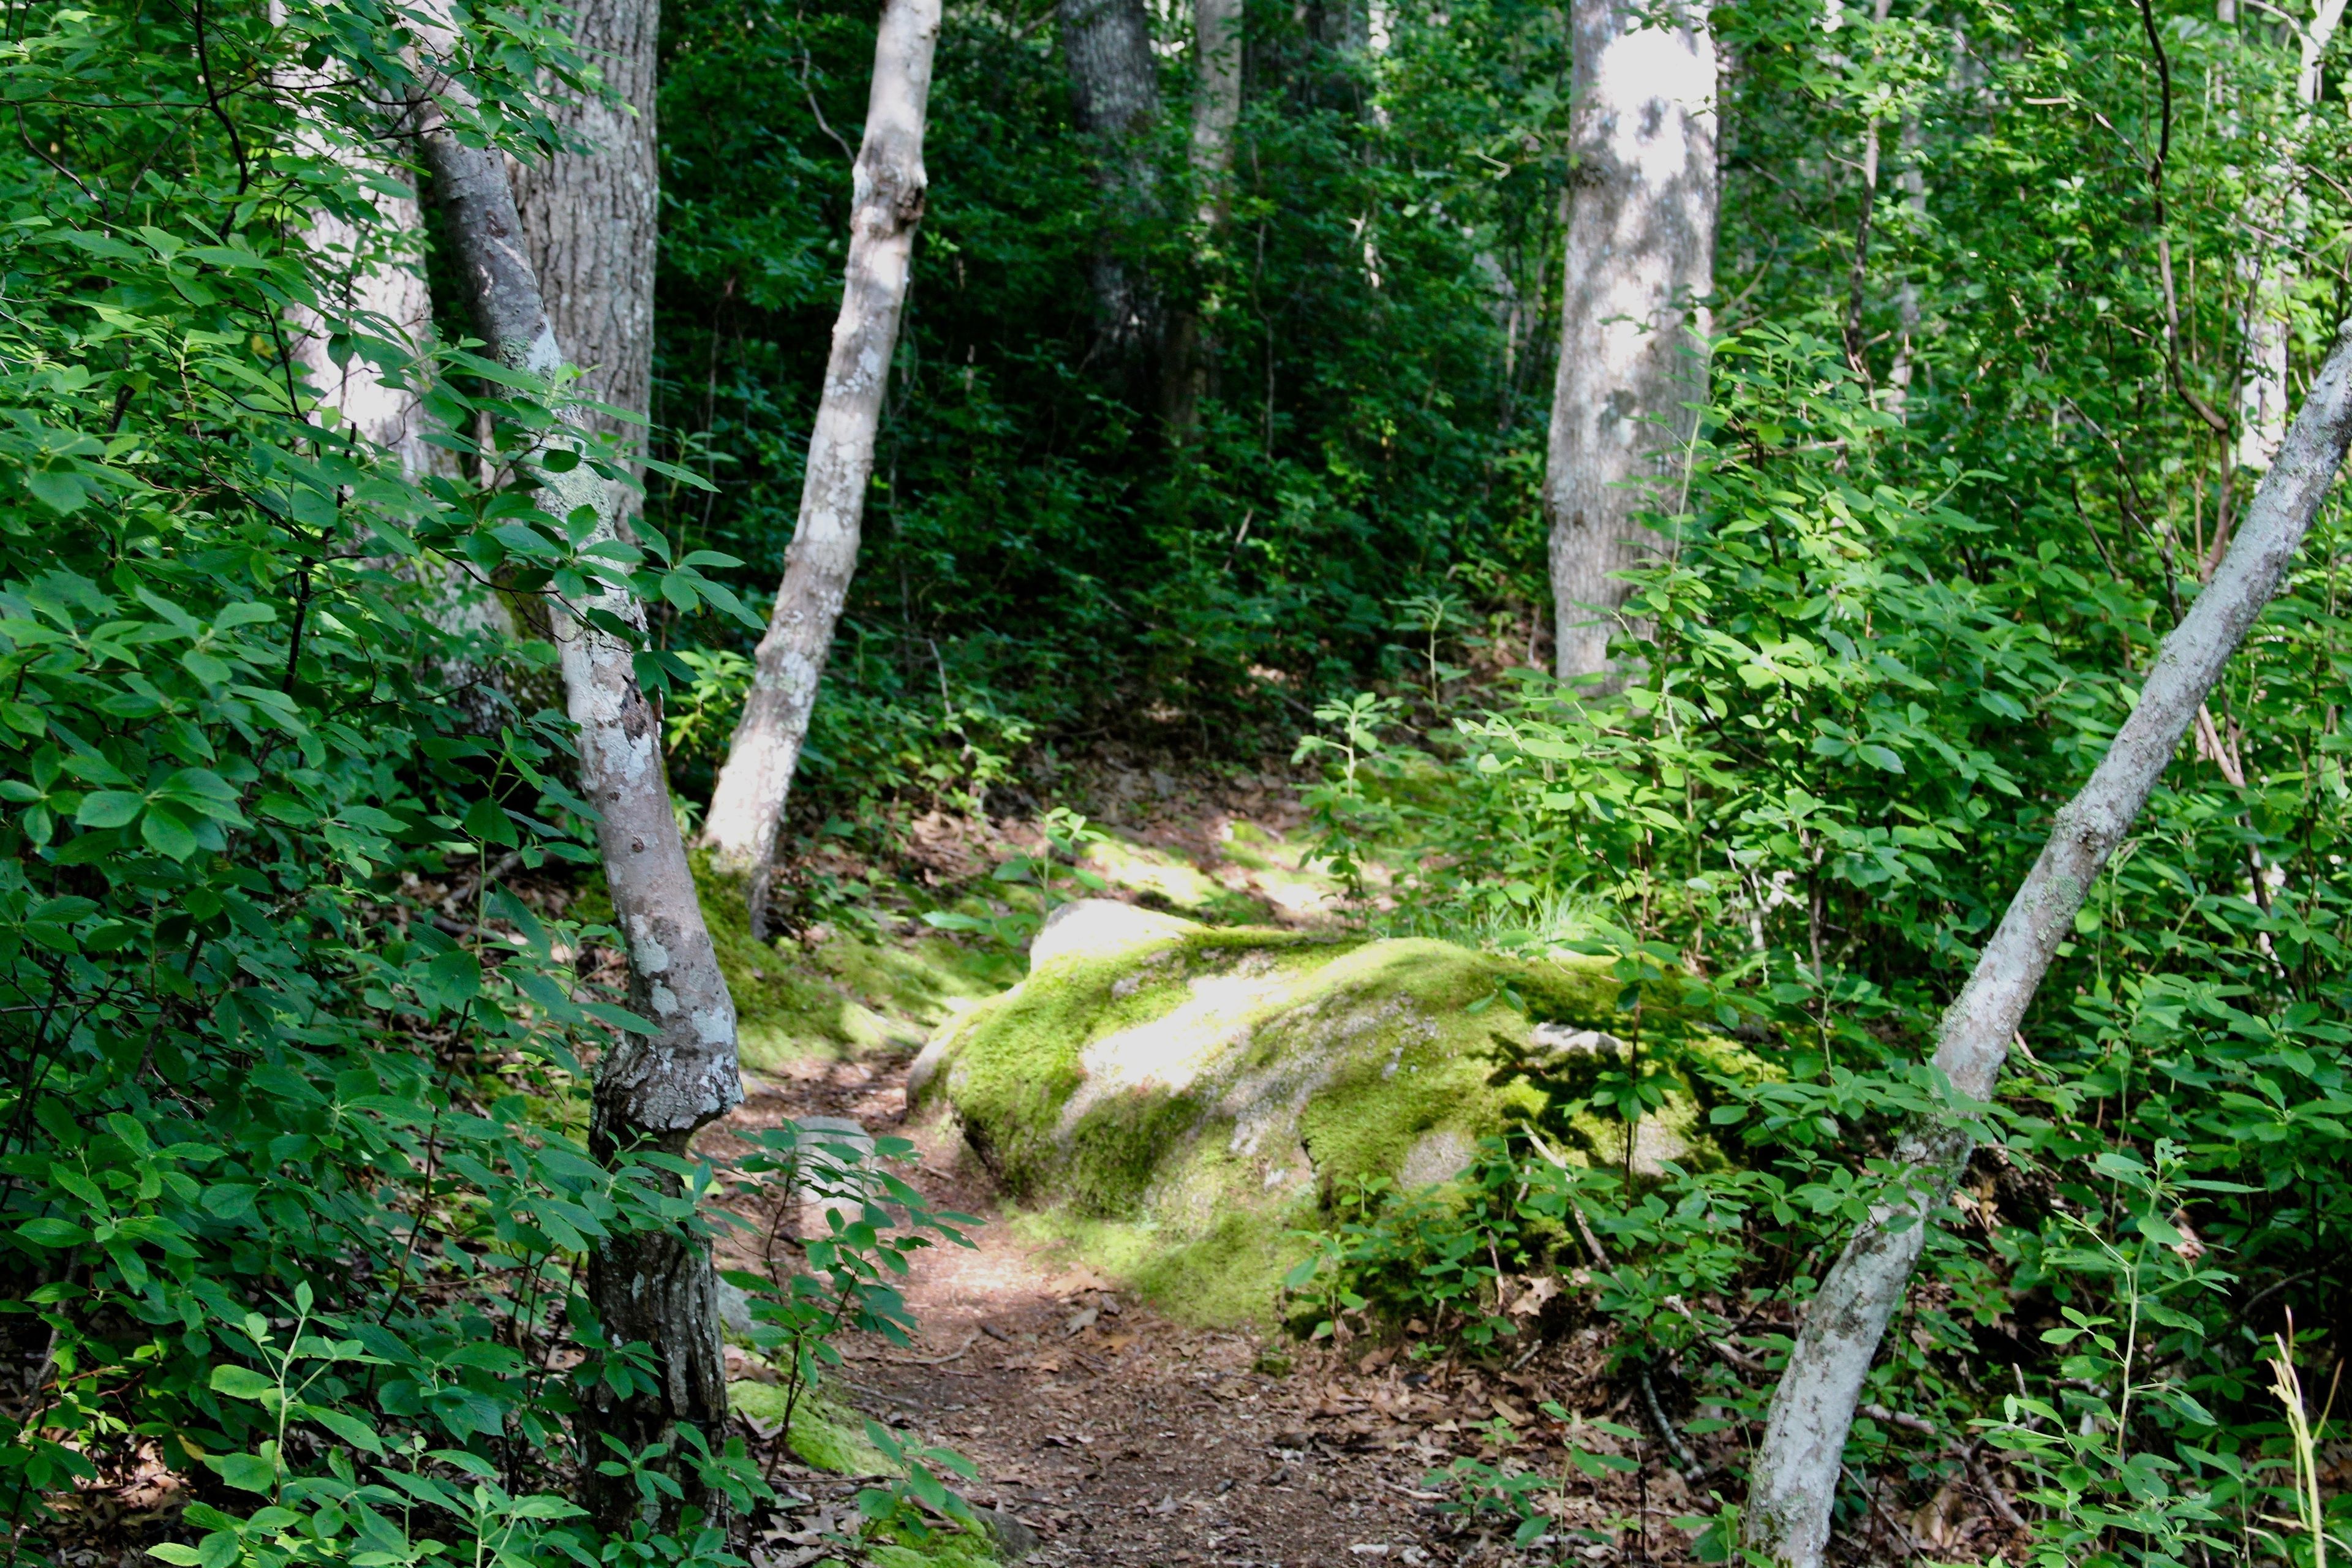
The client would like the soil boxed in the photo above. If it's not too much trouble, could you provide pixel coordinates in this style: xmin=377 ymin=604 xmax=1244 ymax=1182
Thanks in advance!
xmin=705 ymin=1040 xmax=1728 ymax=1568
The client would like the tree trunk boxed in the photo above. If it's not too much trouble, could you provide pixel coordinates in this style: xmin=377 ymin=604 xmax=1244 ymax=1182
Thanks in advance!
xmin=1060 ymin=0 xmax=1163 ymax=371
xmin=699 ymin=0 xmax=941 ymax=941
xmin=412 ymin=59 xmax=743 ymax=1537
xmin=1542 ymin=0 xmax=1716 ymax=682
xmin=510 ymin=0 xmax=661 ymax=521
xmin=285 ymin=166 xmax=436 ymax=480
xmin=1162 ymin=0 xmax=1243 ymax=432
xmin=2233 ymin=0 xmax=2346 ymax=471
xmin=1741 ymin=317 xmax=2352 ymax=1568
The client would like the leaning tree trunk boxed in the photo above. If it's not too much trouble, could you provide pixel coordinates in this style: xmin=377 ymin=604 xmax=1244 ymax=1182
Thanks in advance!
xmin=411 ymin=58 xmax=743 ymax=1537
xmin=1161 ymin=0 xmax=1243 ymax=432
xmin=1060 ymin=0 xmax=1163 ymax=374
xmin=1542 ymin=0 xmax=1716 ymax=682
xmin=2234 ymin=0 xmax=2346 ymax=470
xmin=699 ymin=0 xmax=941 ymax=941
xmin=510 ymin=0 xmax=661 ymax=524
xmin=1741 ymin=316 xmax=2352 ymax=1568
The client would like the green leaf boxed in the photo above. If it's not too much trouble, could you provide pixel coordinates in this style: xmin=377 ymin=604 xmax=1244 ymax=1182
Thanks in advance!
xmin=210 ymin=1451 xmax=279 ymax=1493
xmin=141 ymin=804 xmax=200 ymax=860
xmin=210 ymin=1365 xmax=279 ymax=1402
xmin=15 ymin=1218 xmax=89 ymax=1247
xmin=417 ymin=949 xmax=482 ymax=1011
xmin=300 ymin=1405 xmax=386 ymax=1454
xmin=77 ymin=791 xmax=143 ymax=829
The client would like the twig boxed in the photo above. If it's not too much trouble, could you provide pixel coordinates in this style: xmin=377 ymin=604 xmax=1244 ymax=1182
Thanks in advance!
xmin=2135 ymin=0 xmax=2230 ymax=435
xmin=1527 ymin=1130 xmax=1708 ymax=1481
xmin=883 ymin=1329 xmax=981 ymax=1366
xmin=1966 ymin=1444 xmax=2029 ymax=1531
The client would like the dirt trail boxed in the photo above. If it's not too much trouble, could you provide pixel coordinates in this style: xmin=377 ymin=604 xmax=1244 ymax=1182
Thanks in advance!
xmin=707 ymin=1039 xmax=1712 ymax=1568
xmin=702 ymin=770 xmax=1713 ymax=1566
xmin=709 ymin=1045 xmax=1457 ymax=1566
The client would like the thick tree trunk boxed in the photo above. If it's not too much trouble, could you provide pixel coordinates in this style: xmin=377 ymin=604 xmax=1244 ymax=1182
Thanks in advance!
xmin=698 ymin=0 xmax=940 ymax=941
xmin=1542 ymin=0 xmax=1716 ymax=682
xmin=1163 ymin=0 xmax=1243 ymax=431
xmin=2234 ymin=0 xmax=2345 ymax=470
xmin=1741 ymin=317 xmax=2352 ymax=1568
xmin=510 ymin=0 xmax=660 ymax=519
xmin=413 ymin=65 xmax=743 ymax=1537
xmin=1060 ymin=0 xmax=1163 ymax=369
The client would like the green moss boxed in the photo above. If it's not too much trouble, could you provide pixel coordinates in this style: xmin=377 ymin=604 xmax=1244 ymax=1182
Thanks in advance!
xmin=728 ymin=1381 xmax=894 ymax=1475
xmin=690 ymin=856 xmax=1016 ymax=1069
xmin=925 ymin=908 xmax=1766 ymax=1325
xmin=1010 ymin=1203 xmax=1310 ymax=1328
xmin=866 ymin=1533 xmax=1001 ymax=1568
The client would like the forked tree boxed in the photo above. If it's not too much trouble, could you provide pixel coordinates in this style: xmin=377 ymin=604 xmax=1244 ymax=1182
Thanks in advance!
xmin=408 ymin=29 xmax=744 ymax=1532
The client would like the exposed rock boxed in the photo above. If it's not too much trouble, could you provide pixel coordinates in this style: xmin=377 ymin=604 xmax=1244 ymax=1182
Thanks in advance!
xmin=911 ymin=900 xmax=1765 ymax=1319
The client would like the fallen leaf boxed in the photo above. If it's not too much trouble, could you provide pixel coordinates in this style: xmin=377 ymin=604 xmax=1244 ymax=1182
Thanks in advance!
xmin=1064 ymin=1305 xmax=1099 ymax=1336
xmin=1509 ymin=1275 xmax=1562 ymax=1317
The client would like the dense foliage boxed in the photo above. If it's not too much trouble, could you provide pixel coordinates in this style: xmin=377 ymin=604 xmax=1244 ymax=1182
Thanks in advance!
xmin=3 ymin=0 xmax=2350 ymax=1558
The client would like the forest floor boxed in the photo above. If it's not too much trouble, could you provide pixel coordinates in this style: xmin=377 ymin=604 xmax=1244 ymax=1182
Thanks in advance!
xmin=696 ymin=760 xmax=1732 ymax=1567
xmin=709 ymin=1033 xmax=1720 ymax=1568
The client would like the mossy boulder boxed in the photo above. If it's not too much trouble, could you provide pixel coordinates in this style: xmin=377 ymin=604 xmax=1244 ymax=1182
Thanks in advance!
xmin=910 ymin=901 xmax=1764 ymax=1319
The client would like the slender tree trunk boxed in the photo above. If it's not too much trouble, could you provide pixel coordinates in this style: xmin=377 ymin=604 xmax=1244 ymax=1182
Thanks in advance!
xmin=2234 ymin=0 xmax=2345 ymax=470
xmin=1060 ymin=0 xmax=1163 ymax=372
xmin=1741 ymin=317 xmax=2352 ymax=1568
xmin=1542 ymin=0 xmax=1717 ymax=682
xmin=275 ymin=34 xmax=515 ymax=691
xmin=1885 ymin=120 xmax=1924 ymax=422
xmin=1163 ymin=0 xmax=1243 ymax=432
xmin=412 ymin=57 xmax=743 ymax=1537
xmin=510 ymin=0 xmax=661 ymax=521
xmin=286 ymin=170 xmax=436 ymax=480
xmin=699 ymin=0 xmax=941 ymax=940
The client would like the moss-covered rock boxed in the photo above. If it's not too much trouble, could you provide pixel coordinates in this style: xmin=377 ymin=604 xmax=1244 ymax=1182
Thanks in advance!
xmin=912 ymin=901 xmax=1764 ymax=1321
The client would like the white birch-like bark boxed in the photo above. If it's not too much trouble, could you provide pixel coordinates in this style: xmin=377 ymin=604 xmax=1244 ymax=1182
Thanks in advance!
xmin=410 ymin=45 xmax=742 ymax=1534
xmin=510 ymin=0 xmax=661 ymax=520
xmin=1741 ymin=318 xmax=2352 ymax=1568
xmin=699 ymin=0 xmax=941 ymax=939
xmin=1164 ymin=0 xmax=1243 ymax=431
xmin=2236 ymin=0 xmax=2346 ymax=470
xmin=273 ymin=30 xmax=514 ymax=687
xmin=287 ymin=175 xmax=436 ymax=479
xmin=1190 ymin=0 xmax=1242 ymax=221
xmin=1543 ymin=0 xmax=1716 ymax=682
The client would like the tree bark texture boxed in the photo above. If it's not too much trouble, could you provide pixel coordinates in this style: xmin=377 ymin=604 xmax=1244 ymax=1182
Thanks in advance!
xmin=287 ymin=168 xmax=436 ymax=480
xmin=2234 ymin=0 xmax=2345 ymax=470
xmin=699 ymin=0 xmax=940 ymax=941
xmin=1741 ymin=317 xmax=2352 ymax=1568
xmin=1542 ymin=0 xmax=1716 ymax=682
xmin=1060 ymin=0 xmax=1163 ymax=369
xmin=510 ymin=0 xmax=660 ymax=516
xmin=1162 ymin=0 xmax=1243 ymax=432
xmin=413 ymin=62 xmax=742 ymax=1536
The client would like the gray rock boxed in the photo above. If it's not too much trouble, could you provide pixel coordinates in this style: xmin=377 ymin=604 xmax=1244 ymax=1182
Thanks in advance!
xmin=715 ymin=1278 xmax=755 ymax=1337
xmin=981 ymin=1505 xmax=1040 ymax=1560
xmin=1028 ymin=897 xmax=1196 ymax=971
